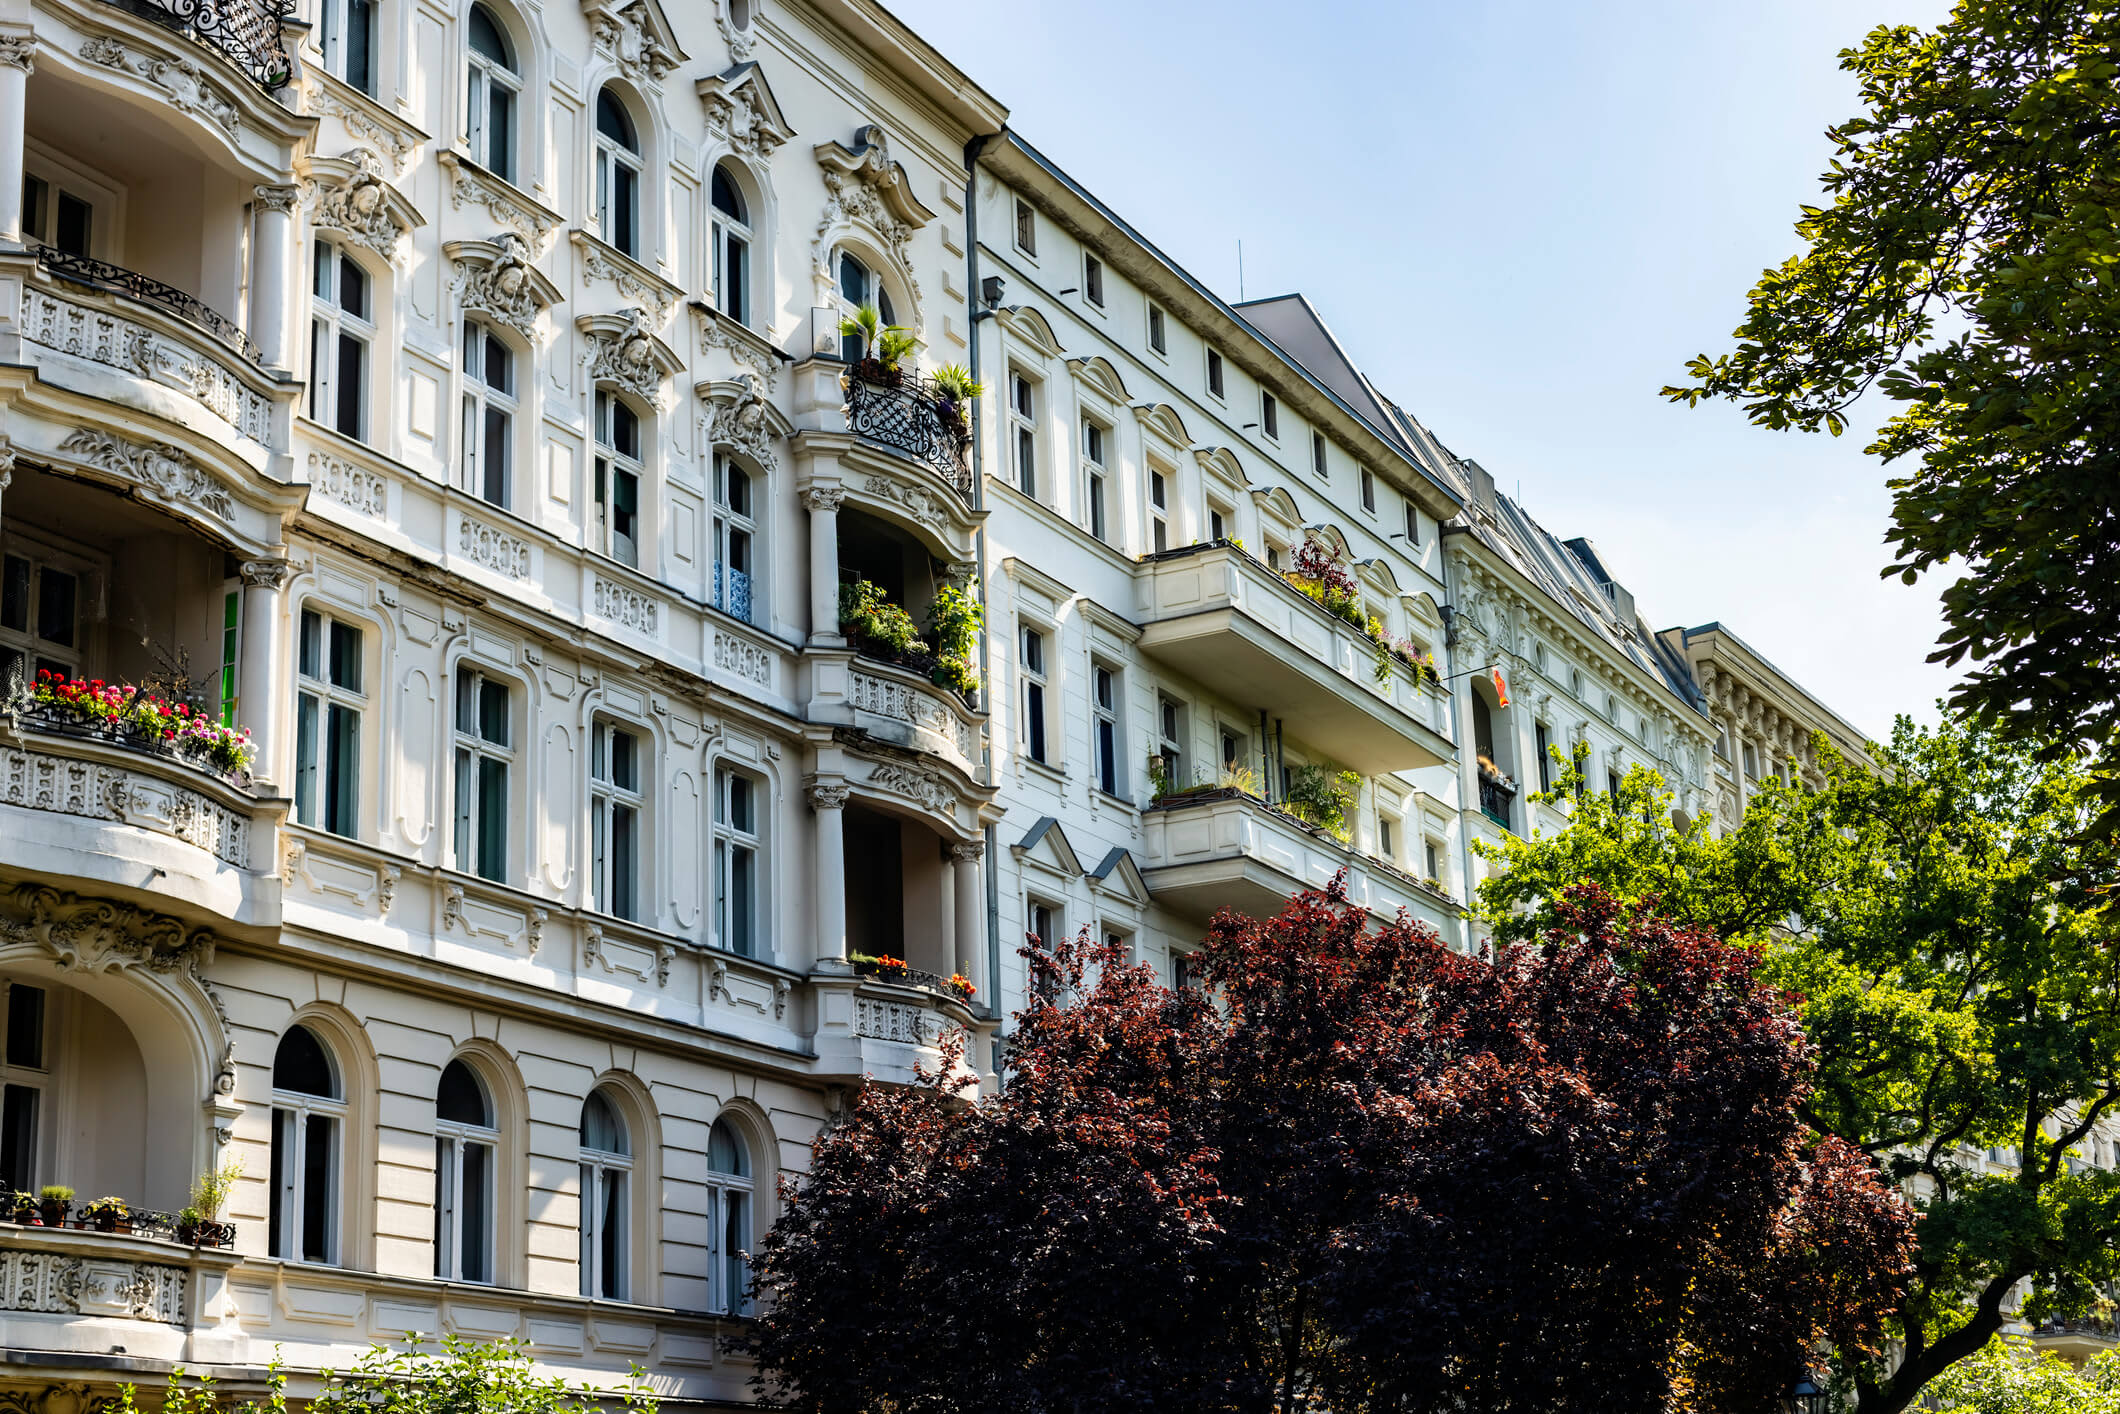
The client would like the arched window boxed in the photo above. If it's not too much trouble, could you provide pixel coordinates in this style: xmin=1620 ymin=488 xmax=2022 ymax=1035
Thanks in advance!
xmin=465 ymin=5 xmax=519 ymax=183
xmin=711 ymin=451 xmax=754 ymax=623
xmin=309 ymin=241 xmax=371 ymax=442
xmin=434 ymin=1058 xmax=497 ymax=1283
xmin=705 ymin=1117 xmax=752 ymax=1316
xmin=271 ymin=1024 xmax=344 ymax=1265
xmin=579 ymin=1086 xmax=631 ymax=1300
xmin=593 ymin=390 xmax=643 ymax=568
xmin=710 ymin=163 xmax=751 ymax=325
xmin=594 ymin=88 xmax=642 ymax=258
xmin=461 ymin=319 xmax=516 ymax=507
xmin=836 ymin=249 xmax=894 ymax=363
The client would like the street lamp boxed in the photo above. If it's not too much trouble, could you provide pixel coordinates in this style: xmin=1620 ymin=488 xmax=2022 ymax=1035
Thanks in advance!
xmin=1783 ymin=1374 xmax=1830 ymax=1414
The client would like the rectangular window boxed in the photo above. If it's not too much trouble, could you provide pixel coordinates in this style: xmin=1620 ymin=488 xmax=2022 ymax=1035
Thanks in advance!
xmin=1092 ymin=664 xmax=1120 ymax=797
xmin=1608 ymin=769 xmax=1623 ymax=801
xmin=1260 ymin=392 xmax=1278 ymax=439
xmin=1027 ymin=900 xmax=1059 ymax=998
xmin=1208 ymin=505 xmax=1227 ymax=543
xmin=1083 ymin=421 xmax=1107 ymax=541
xmin=0 ymin=982 xmax=46 ymax=1193
xmin=1742 ymin=742 xmax=1759 ymax=780
xmin=1083 ymin=253 xmax=1104 ymax=306
xmin=1206 ymin=348 xmax=1225 ymax=399
xmin=1360 ymin=467 xmax=1377 ymax=513
xmin=295 ymin=609 xmax=365 ymax=838
xmin=452 ymin=666 xmax=512 ymax=882
xmin=309 ymin=244 xmax=371 ymax=442
xmin=1535 ymin=720 xmax=1552 ymax=793
xmin=1424 ymin=838 xmax=1442 ymax=882
xmin=1149 ymin=468 xmax=1169 ymax=552
xmin=1009 ymin=371 xmax=1037 ymax=499
xmin=594 ymin=391 xmax=643 ymax=569
xmin=1403 ymin=501 xmax=1420 ymax=544
xmin=1156 ymin=694 xmax=1184 ymax=791
xmin=461 ymin=322 xmax=515 ymax=507
xmin=1173 ymin=951 xmax=1200 ymax=990
xmin=1014 ymin=197 xmax=1036 ymax=255
xmin=591 ymin=721 xmax=643 ymax=921
xmin=1312 ymin=430 xmax=1328 ymax=479
xmin=1147 ymin=302 xmax=1167 ymax=355
xmin=1021 ymin=625 xmax=1048 ymax=765
xmin=1379 ymin=815 xmax=1397 ymax=861
xmin=714 ymin=768 xmax=761 ymax=956
xmin=0 ymin=550 xmax=83 ymax=690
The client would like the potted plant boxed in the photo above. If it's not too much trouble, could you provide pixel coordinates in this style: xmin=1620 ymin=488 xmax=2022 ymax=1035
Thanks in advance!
xmin=37 ymin=1185 xmax=72 ymax=1227
xmin=837 ymin=305 xmax=916 ymax=388
xmin=189 ymin=1156 xmax=240 ymax=1228
xmin=945 ymin=972 xmax=976 ymax=1003
xmin=850 ymin=952 xmax=908 ymax=982
xmin=930 ymin=363 xmax=984 ymax=434
xmin=81 ymin=1196 xmax=129 ymax=1233
xmin=173 ymin=1205 xmax=201 ymax=1246
xmin=10 ymin=1190 xmax=37 ymax=1224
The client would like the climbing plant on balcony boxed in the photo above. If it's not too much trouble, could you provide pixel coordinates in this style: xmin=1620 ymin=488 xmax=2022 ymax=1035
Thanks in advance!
xmin=749 ymin=882 xmax=1915 ymax=1414
xmin=1282 ymin=763 xmax=1362 ymax=841
xmin=925 ymin=580 xmax=983 ymax=698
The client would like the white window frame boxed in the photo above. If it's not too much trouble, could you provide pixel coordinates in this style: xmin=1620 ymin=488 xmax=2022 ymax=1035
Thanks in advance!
xmin=1013 ymin=197 xmax=1036 ymax=256
xmin=1260 ymin=391 xmax=1278 ymax=440
xmin=0 ymin=981 xmax=50 ymax=1194
xmin=309 ymin=241 xmax=373 ymax=442
xmin=0 ymin=535 xmax=90 ymax=692
xmin=1008 ymin=369 xmax=1038 ymax=500
xmin=464 ymin=5 xmax=520 ymax=183
xmin=1360 ymin=467 xmax=1377 ymax=514
xmin=453 ymin=664 xmax=514 ymax=881
xmin=20 ymin=144 xmax=122 ymax=261
xmin=1092 ymin=661 xmax=1121 ymax=798
xmin=1146 ymin=302 xmax=1167 ymax=356
xmin=318 ymin=0 xmax=377 ymax=93
xmin=709 ymin=162 xmax=753 ymax=326
xmin=713 ymin=766 xmax=763 ymax=958
xmin=295 ymin=606 xmax=365 ymax=838
xmin=578 ymin=1092 xmax=631 ymax=1302
xmin=1157 ymin=693 xmax=1185 ymax=790
xmin=434 ymin=1060 xmax=498 ymax=1285
xmin=590 ymin=718 xmax=646 ymax=922
xmin=1081 ymin=418 xmax=1109 ymax=542
xmin=1206 ymin=347 xmax=1225 ymax=401
xmin=834 ymin=249 xmax=897 ymax=361
xmin=1020 ymin=623 xmax=1049 ymax=766
xmin=1311 ymin=430 xmax=1328 ymax=479
xmin=1148 ymin=464 xmax=1170 ymax=553
xmin=705 ymin=1118 xmax=754 ymax=1317
xmin=711 ymin=452 xmax=757 ymax=624
xmin=270 ymin=1028 xmax=345 ymax=1267
xmin=594 ymin=88 xmax=644 ymax=259
xmin=461 ymin=319 xmax=517 ymax=507
xmin=594 ymin=390 xmax=645 ymax=569
xmin=1083 ymin=252 xmax=1104 ymax=307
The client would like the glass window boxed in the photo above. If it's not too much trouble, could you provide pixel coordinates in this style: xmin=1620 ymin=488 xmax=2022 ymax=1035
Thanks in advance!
xmin=434 ymin=1058 xmax=496 ymax=1283
xmin=1312 ymin=431 xmax=1328 ymax=479
xmin=1148 ymin=467 xmax=1169 ymax=553
xmin=594 ymin=391 xmax=643 ymax=568
xmin=1013 ymin=198 xmax=1036 ymax=255
xmin=591 ymin=720 xmax=643 ymax=922
xmin=0 ymin=548 xmax=82 ymax=690
xmin=270 ymin=1024 xmax=344 ymax=1265
xmin=0 ymin=982 xmax=47 ymax=1193
xmin=465 ymin=5 xmax=519 ymax=182
xmin=706 ymin=1118 xmax=753 ymax=1316
xmin=1261 ymin=392 xmax=1278 ymax=439
xmin=1009 ymin=371 xmax=1037 ymax=499
xmin=309 ymin=243 xmax=372 ymax=441
xmin=1082 ymin=421 xmax=1107 ymax=542
xmin=1083 ymin=253 xmax=1104 ymax=306
xmin=1020 ymin=625 xmax=1047 ymax=765
xmin=461 ymin=321 xmax=516 ymax=507
xmin=710 ymin=162 xmax=751 ymax=326
xmin=1206 ymin=348 xmax=1224 ymax=399
xmin=579 ymin=1087 xmax=631 ymax=1301
xmin=1360 ymin=467 xmax=1377 ymax=513
xmin=1092 ymin=664 xmax=1120 ymax=797
xmin=836 ymin=251 xmax=896 ymax=362
xmin=295 ymin=609 xmax=365 ymax=838
xmin=714 ymin=767 xmax=761 ymax=957
xmin=321 ymin=0 xmax=376 ymax=93
xmin=711 ymin=453 xmax=755 ymax=624
xmin=594 ymin=87 xmax=643 ymax=258
xmin=1157 ymin=695 xmax=1185 ymax=790
xmin=453 ymin=666 xmax=512 ymax=881
xmin=1147 ymin=303 xmax=1167 ymax=355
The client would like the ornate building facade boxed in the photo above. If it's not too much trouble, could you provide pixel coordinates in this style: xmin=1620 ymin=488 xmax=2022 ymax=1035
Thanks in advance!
xmin=0 ymin=0 xmax=1879 ymax=1406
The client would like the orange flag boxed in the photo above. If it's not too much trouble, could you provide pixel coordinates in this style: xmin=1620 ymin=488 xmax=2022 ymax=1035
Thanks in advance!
xmin=1491 ymin=665 xmax=1510 ymax=707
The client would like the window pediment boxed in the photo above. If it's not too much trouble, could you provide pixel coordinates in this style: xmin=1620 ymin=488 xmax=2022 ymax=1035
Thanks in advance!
xmin=697 ymin=372 xmax=788 ymax=472
xmin=583 ymin=0 xmax=685 ymax=82
xmin=578 ymin=307 xmax=683 ymax=409
xmin=302 ymin=147 xmax=423 ymax=262
xmin=446 ymin=232 xmax=564 ymax=340
xmin=814 ymin=124 xmax=937 ymax=231
xmin=697 ymin=61 xmax=793 ymax=157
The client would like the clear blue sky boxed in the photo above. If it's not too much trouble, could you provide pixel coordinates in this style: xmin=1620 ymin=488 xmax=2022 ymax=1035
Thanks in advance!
xmin=885 ymin=0 xmax=1958 ymax=740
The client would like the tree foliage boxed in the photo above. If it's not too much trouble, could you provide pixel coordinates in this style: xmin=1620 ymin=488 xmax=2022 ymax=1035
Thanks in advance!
xmin=751 ymin=884 xmax=1914 ymax=1414
xmin=1924 ymin=1338 xmax=2120 ymax=1414
xmin=1664 ymin=2 xmax=2120 ymax=819
xmin=1476 ymin=718 xmax=2120 ymax=1414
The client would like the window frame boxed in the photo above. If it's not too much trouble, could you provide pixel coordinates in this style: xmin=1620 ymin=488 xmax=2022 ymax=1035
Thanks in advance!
xmin=433 ymin=1057 xmax=499 ymax=1285
xmin=709 ymin=161 xmax=753 ymax=326
xmin=464 ymin=3 xmax=521 ymax=184
xmin=590 ymin=718 xmax=646 ymax=923
xmin=294 ymin=605 xmax=367 ymax=839
xmin=1156 ymin=693 xmax=1186 ymax=790
xmin=578 ymin=1088 xmax=632 ymax=1302
xmin=319 ymin=0 xmax=378 ymax=94
xmin=713 ymin=765 xmax=764 ymax=958
xmin=1311 ymin=430 xmax=1328 ymax=480
xmin=269 ymin=1024 xmax=346 ymax=1267
xmin=1008 ymin=368 xmax=1039 ymax=500
xmin=1013 ymin=197 xmax=1037 ymax=256
xmin=0 ymin=980 xmax=50 ymax=1194
xmin=309 ymin=240 xmax=373 ymax=443
xmin=1360 ymin=467 xmax=1377 ymax=514
xmin=1146 ymin=302 xmax=1167 ymax=356
xmin=1260 ymin=391 xmax=1278 ymax=440
xmin=705 ymin=1117 xmax=754 ymax=1317
xmin=1147 ymin=464 xmax=1170 ymax=553
xmin=711 ymin=451 xmax=757 ymax=624
xmin=0 ymin=534 xmax=91 ymax=692
xmin=1205 ymin=347 xmax=1225 ymax=401
xmin=593 ymin=389 xmax=646 ymax=569
xmin=1083 ymin=252 xmax=1104 ymax=307
xmin=593 ymin=86 xmax=644 ymax=260
xmin=1092 ymin=661 xmax=1122 ymax=798
xmin=460 ymin=318 xmax=518 ymax=508
xmin=1019 ymin=623 xmax=1049 ymax=766
xmin=452 ymin=664 xmax=515 ymax=882
xmin=1080 ymin=416 xmax=1109 ymax=542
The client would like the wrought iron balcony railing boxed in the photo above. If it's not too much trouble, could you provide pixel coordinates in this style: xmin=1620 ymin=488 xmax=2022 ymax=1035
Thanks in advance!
xmin=32 ymin=243 xmax=265 ymax=366
xmin=103 ymin=0 xmax=294 ymax=90
xmin=12 ymin=1203 xmax=235 ymax=1248
xmin=1478 ymin=773 xmax=1516 ymax=832
xmin=843 ymin=373 xmax=975 ymax=499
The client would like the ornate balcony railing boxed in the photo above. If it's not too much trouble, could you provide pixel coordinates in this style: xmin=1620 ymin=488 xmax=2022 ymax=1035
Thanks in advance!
xmin=9 ymin=692 xmax=256 ymax=790
xmin=12 ymin=1205 xmax=235 ymax=1248
xmin=102 ymin=0 xmax=294 ymax=90
xmin=1478 ymin=773 xmax=1516 ymax=832
xmin=843 ymin=374 xmax=975 ymax=499
xmin=32 ymin=242 xmax=265 ymax=366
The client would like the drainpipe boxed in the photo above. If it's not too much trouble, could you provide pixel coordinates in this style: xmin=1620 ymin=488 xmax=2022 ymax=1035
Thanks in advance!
xmin=1257 ymin=708 xmax=1270 ymax=804
xmin=1440 ymin=525 xmax=1475 ymax=953
xmin=963 ymin=132 xmax=1005 ymax=1076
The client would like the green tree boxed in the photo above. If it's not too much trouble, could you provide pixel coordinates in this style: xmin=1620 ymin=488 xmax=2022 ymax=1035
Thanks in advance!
xmin=1664 ymin=2 xmax=2120 ymax=822
xmin=1476 ymin=720 xmax=2120 ymax=1414
xmin=116 ymin=1337 xmax=657 ymax=1414
xmin=1924 ymin=1338 xmax=2120 ymax=1413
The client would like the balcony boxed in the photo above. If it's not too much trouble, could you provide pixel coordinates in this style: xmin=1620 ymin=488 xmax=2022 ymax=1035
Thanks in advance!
xmin=1478 ymin=769 xmax=1516 ymax=832
xmin=102 ymin=0 xmax=297 ymax=92
xmin=2033 ymin=1315 xmax=2119 ymax=1365
xmin=0 ymin=1219 xmax=247 ymax=1366
xmin=1142 ymin=786 xmax=1461 ymax=935
xmin=1134 ymin=543 xmax=1454 ymax=776
xmin=843 ymin=373 xmax=975 ymax=500
xmin=811 ymin=972 xmax=985 ymax=1089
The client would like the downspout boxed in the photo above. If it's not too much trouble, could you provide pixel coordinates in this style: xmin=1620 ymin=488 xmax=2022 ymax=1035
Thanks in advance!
xmin=1440 ymin=522 xmax=1475 ymax=953
xmin=963 ymin=132 xmax=1004 ymax=1075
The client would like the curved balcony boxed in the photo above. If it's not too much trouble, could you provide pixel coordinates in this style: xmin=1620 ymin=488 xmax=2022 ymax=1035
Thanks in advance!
xmin=0 ymin=1219 xmax=246 ymax=1367
xmin=0 ymin=703 xmax=280 ymax=927
xmin=5 ymin=247 xmax=286 ymax=455
xmin=806 ymin=647 xmax=982 ymax=781
xmin=1142 ymin=786 xmax=1461 ymax=936
xmin=844 ymin=374 xmax=974 ymax=499
xmin=1134 ymin=543 xmax=1455 ymax=776
xmin=99 ymin=0 xmax=296 ymax=91
xmin=811 ymin=972 xmax=984 ymax=1089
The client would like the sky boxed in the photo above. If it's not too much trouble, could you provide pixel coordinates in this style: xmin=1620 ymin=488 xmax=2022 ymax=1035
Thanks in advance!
xmin=882 ymin=0 xmax=1959 ymax=741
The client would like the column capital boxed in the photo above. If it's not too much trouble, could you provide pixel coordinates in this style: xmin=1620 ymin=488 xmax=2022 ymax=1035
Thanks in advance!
xmin=802 ymin=485 xmax=845 ymax=513
xmin=253 ymin=184 xmax=301 ymax=214
xmin=239 ymin=558 xmax=292 ymax=590
xmin=0 ymin=34 xmax=35 ymax=73
xmin=805 ymin=776 xmax=849 ymax=811
xmin=947 ymin=840 xmax=984 ymax=864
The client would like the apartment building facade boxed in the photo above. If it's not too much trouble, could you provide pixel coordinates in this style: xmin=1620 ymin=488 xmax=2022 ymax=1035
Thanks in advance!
xmin=0 ymin=0 xmax=1894 ymax=1406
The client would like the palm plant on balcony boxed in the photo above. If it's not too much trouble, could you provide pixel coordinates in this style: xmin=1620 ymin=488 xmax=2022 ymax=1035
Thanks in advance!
xmin=930 ymin=364 xmax=984 ymax=436
xmin=838 ymin=305 xmax=915 ymax=388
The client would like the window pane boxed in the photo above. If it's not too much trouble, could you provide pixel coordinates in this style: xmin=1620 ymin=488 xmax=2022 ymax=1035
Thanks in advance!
xmin=490 ymin=88 xmax=514 ymax=180
xmin=600 ymin=1170 xmax=626 ymax=1298
xmin=730 ymin=844 xmax=754 ymax=956
xmin=1026 ymin=683 xmax=1045 ymax=762
xmin=725 ymin=1189 xmax=749 ymax=1314
xmin=438 ymin=1058 xmax=490 ymax=1126
xmin=325 ymin=703 xmax=359 ymax=837
xmin=36 ymin=569 xmax=75 ymax=647
xmin=299 ymin=609 xmax=322 ymax=680
xmin=302 ymin=1112 xmax=336 ymax=1262
xmin=346 ymin=0 xmax=374 ymax=90
xmin=295 ymin=692 xmax=320 ymax=825
xmin=479 ymin=678 xmax=510 ymax=745
xmin=0 ymin=555 xmax=27 ymax=634
xmin=462 ymin=1140 xmax=491 ymax=1282
xmin=274 ymin=1024 xmax=338 ymax=1097
xmin=5 ymin=983 xmax=44 ymax=1069
xmin=483 ymin=406 xmax=510 ymax=505
xmin=0 ymin=1084 xmax=37 ymax=1191
xmin=477 ymin=757 xmax=508 ymax=880
xmin=433 ymin=1136 xmax=454 ymax=1276
xmin=454 ymin=747 xmax=476 ymax=871
xmin=336 ymin=333 xmax=364 ymax=437
xmin=612 ymin=804 xmax=636 ymax=921
xmin=270 ymin=1106 xmax=292 ymax=1257
xmin=340 ymin=258 xmax=368 ymax=318
xmin=329 ymin=621 xmax=363 ymax=692
xmin=728 ymin=772 xmax=753 ymax=831
xmin=612 ymin=729 xmax=638 ymax=791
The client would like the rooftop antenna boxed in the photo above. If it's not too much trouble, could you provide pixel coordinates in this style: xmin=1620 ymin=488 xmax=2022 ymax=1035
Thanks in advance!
xmin=1238 ymin=240 xmax=1245 ymax=301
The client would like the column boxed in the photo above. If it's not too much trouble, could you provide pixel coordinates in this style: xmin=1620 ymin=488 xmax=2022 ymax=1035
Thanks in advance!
xmin=950 ymin=840 xmax=984 ymax=999
xmin=238 ymin=559 xmax=289 ymax=787
xmin=0 ymin=35 xmax=32 ymax=244
xmin=804 ymin=487 xmax=844 ymax=647
xmin=249 ymin=185 xmax=301 ymax=370
xmin=807 ymin=778 xmax=849 ymax=967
